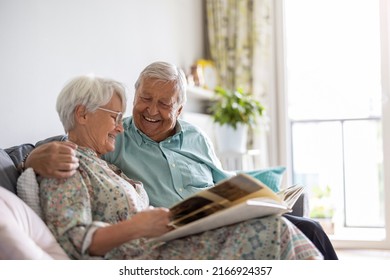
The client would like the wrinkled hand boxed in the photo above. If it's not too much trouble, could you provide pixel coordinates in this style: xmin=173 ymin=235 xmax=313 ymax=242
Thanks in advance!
xmin=25 ymin=141 xmax=79 ymax=178
xmin=130 ymin=207 xmax=173 ymax=238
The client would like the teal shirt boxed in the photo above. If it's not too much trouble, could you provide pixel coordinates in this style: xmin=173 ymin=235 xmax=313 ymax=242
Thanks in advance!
xmin=103 ymin=117 xmax=233 ymax=208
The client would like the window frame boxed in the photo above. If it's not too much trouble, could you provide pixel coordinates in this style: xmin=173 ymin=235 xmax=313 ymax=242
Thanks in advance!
xmin=273 ymin=0 xmax=390 ymax=249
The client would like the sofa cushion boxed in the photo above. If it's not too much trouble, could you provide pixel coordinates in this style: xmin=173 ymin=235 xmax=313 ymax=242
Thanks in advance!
xmin=16 ymin=168 xmax=42 ymax=218
xmin=240 ymin=166 xmax=286 ymax=193
xmin=35 ymin=134 xmax=67 ymax=147
xmin=1 ymin=144 xmax=35 ymax=194
xmin=0 ymin=148 xmax=19 ymax=194
xmin=5 ymin=143 xmax=35 ymax=167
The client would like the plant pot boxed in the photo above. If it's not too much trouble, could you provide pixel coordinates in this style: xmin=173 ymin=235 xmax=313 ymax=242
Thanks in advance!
xmin=215 ymin=123 xmax=248 ymax=153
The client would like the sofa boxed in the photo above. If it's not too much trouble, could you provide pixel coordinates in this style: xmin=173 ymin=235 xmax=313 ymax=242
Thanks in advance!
xmin=0 ymin=140 xmax=69 ymax=259
xmin=0 ymin=136 xmax=307 ymax=259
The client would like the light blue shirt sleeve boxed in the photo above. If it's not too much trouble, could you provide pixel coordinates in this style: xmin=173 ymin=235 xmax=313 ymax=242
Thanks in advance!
xmin=103 ymin=117 xmax=234 ymax=208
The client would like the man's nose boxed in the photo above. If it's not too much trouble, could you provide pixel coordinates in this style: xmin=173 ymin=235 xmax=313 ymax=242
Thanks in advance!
xmin=147 ymin=102 xmax=158 ymax=115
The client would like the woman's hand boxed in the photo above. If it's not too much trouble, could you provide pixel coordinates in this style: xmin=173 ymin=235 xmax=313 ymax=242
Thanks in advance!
xmin=89 ymin=207 xmax=173 ymax=256
xmin=129 ymin=207 xmax=173 ymax=238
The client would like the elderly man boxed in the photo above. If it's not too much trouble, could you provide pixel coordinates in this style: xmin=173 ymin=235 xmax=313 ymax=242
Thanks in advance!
xmin=25 ymin=61 xmax=338 ymax=259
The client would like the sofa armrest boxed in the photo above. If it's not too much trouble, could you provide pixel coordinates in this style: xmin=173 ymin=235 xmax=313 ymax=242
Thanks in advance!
xmin=4 ymin=143 xmax=35 ymax=167
xmin=289 ymin=192 xmax=310 ymax=217
xmin=1 ymin=144 xmax=34 ymax=194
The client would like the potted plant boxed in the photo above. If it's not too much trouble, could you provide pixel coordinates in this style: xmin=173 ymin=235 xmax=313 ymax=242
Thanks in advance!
xmin=209 ymin=86 xmax=265 ymax=153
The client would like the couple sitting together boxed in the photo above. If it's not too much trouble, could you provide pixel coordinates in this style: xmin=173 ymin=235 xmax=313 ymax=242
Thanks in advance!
xmin=20 ymin=61 xmax=337 ymax=259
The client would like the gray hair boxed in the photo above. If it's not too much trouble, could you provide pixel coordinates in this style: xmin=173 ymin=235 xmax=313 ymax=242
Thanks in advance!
xmin=56 ymin=75 xmax=127 ymax=132
xmin=134 ymin=61 xmax=187 ymax=105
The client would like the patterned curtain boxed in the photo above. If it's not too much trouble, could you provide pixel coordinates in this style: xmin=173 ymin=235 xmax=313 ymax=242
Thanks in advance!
xmin=205 ymin=0 xmax=272 ymax=167
xmin=205 ymin=0 xmax=271 ymax=97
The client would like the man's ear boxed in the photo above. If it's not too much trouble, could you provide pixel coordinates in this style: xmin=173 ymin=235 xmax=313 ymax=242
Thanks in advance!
xmin=176 ymin=105 xmax=183 ymax=117
xmin=74 ymin=105 xmax=88 ymax=125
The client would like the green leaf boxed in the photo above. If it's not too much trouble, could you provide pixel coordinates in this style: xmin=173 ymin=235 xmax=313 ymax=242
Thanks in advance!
xmin=210 ymin=87 xmax=265 ymax=129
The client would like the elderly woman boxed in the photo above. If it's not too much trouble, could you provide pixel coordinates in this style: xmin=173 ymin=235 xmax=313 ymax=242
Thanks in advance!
xmin=39 ymin=75 xmax=322 ymax=260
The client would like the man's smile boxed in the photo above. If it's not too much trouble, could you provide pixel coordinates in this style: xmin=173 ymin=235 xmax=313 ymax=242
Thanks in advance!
xmin=144 ymin=116 xmax=161 ymax=123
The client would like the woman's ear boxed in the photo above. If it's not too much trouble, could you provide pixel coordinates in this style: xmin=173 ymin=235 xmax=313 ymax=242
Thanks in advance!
xmin=74 ymin=105 xmax=88 ymax=125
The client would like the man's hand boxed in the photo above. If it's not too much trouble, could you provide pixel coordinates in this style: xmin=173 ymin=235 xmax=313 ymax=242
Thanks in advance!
xmin=25 ymin=141 xmax=79 ymax=178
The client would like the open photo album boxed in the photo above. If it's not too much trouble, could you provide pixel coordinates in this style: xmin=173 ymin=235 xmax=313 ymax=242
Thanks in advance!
xmin=153 ymin=173 xmax=304 ymax=242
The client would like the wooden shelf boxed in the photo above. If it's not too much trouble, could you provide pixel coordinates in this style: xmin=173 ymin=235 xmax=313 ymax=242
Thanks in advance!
xmin=187 ymin=85 xmax=214 ymax=100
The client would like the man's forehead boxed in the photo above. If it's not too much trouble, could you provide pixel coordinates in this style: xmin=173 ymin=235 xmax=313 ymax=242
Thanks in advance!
xmin=140 ymin=79 xmax=179 ymax=97
xmin=145 ymin=78 xmax=175 ymax=88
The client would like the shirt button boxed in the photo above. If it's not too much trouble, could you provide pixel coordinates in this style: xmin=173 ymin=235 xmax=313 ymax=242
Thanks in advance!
xmin=172 ymin=163 xmax=175 ymax=167
xmin=179 ymin=188 xmax=183 ymax=192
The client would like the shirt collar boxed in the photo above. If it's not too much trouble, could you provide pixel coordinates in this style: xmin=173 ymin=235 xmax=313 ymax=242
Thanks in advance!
xmin=128 ymin=119 xmax=149 ymax=146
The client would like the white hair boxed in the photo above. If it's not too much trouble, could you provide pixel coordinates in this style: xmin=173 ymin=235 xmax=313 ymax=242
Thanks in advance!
xmin=56 ymin=75 xmax=127 ymax=132
xmin=134 ymin=61 xmax=187 ymax=105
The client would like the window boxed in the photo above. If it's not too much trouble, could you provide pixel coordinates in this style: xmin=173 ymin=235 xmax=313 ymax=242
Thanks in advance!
xmin=277 ymin=0 xmax=390 ymax=247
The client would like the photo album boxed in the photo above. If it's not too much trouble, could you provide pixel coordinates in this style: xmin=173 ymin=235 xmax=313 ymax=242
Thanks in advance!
xmin=153 ymin=173 xmax=304 ymax=242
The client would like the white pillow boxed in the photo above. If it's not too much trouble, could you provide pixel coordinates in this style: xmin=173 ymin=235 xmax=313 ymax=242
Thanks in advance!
xmin=16 ymin=168 xmax=43 ymax=219
xmin=0 ymin=187 xmax=68 ymax=259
